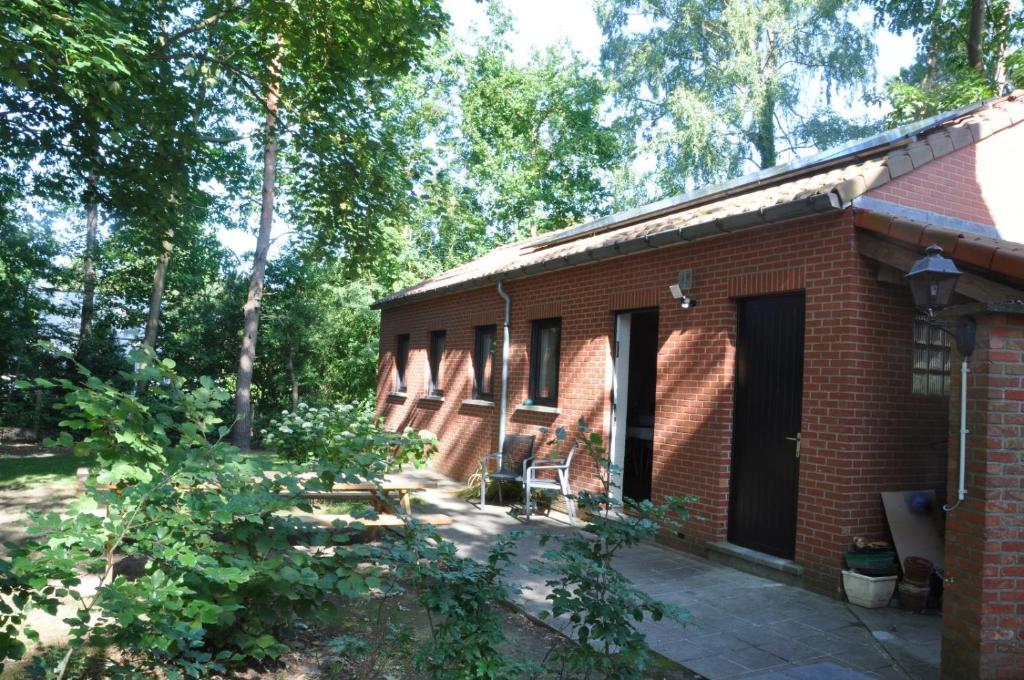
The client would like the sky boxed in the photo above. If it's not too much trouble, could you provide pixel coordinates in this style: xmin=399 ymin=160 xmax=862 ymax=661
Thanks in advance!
xmin=219 ymin=0 xmax=920 ymax=259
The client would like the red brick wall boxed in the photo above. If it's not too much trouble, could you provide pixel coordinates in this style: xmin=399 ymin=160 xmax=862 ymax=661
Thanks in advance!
xmin=377 ymin=212 xmax=949 ymax=593
xmin=868 ymin=121 xmax=1024 ymax=242
xmin=942 ymin=311 xmax=1024 ymax=679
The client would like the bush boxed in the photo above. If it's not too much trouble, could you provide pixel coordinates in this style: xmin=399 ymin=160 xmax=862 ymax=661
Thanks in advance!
xmin=382 ymin=528 xmax=532 ymax=680
xmin=537 ymin=420 xmax=696 ymax=680
xmin=0 ymin=354 xmax=412 ymax=678
xmin=263 ymin=402 xmax=437 ymax=471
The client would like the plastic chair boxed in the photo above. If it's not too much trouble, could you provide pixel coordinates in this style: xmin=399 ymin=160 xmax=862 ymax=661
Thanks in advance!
xmin=524 ymin=444 xmax=577 ymax=526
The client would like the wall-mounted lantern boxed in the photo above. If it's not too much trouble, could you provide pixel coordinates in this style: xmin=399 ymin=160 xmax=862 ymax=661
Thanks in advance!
xmin=905 ymin=244 xmax=975 ymax=357
xmin=905 ymin=244 xmax=962 ymax=315
xmin=906 ymin=243 xmax=975 ymax=511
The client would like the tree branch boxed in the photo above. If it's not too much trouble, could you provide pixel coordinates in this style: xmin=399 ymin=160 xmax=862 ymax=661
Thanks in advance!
xmin=154 ymin=1 xmax=251 ymax=54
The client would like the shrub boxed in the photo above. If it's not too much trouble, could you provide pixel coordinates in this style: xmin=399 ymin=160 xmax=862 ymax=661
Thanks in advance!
xmin=263 ymin=402 xmax=437 ymax=471
xmin=0 ymin=354 xmax=406 ymax=678
xmin=537 ymin=420 xmax=696 ymax=680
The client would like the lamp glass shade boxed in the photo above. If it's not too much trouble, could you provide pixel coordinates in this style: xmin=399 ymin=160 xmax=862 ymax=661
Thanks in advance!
xmin=905 ymin=244 xmax=961 ymax=311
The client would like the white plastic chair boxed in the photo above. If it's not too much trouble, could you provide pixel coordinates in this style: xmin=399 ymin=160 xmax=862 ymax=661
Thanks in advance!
xmin=524 ymin=445 xmax=577 ymax=526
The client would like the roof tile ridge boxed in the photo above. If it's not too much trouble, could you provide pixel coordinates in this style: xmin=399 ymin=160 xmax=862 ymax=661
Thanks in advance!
xmin=848 ymin=92 xmax=1024 ymax=206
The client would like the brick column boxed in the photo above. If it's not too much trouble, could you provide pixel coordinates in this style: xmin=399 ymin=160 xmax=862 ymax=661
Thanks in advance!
xmin=941 ymin=304 xmax=1024 ymax=679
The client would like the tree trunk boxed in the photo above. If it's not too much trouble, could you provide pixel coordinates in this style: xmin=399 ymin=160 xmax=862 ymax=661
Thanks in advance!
xmin=233 ymin=39 xmax=283 ymax=450
xmin=967 ymin=0 xmax=986 ymax=72
xmin=143 ymin=230 xmax=174 ymax=351
xmin=924 ymin=0 xmax=946 ymax=83
xmin=77 ymin=172 xmax=99 ymax=360
xmin=754 ymin=89 xmax=777 ymax=169
xmin=287 ymin=344 xmax=299 ymax=409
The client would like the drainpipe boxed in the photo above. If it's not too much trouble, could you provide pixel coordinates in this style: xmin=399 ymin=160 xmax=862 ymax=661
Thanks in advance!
xmin=944 ymin=358 xmax=970 ymax=512
xmin=497 ymin=280 xmax=511 ymax=452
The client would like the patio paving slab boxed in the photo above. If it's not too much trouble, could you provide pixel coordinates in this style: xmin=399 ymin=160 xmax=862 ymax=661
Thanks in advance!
xmin=402 ymin=470 xmax=941 ymax=680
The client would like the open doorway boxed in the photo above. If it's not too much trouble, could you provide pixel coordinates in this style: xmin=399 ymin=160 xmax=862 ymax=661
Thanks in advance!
xmin=610 ymin=309 xmax=658 ymax=502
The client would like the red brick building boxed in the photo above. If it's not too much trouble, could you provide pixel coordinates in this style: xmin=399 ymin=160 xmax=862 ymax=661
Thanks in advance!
xmin=374 ymin=93 xmax=1024 ymax=676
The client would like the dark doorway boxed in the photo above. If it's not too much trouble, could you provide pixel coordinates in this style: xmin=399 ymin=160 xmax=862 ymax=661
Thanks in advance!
xmin=621 ymin=310 xmax=658 ymax=502
xmin=728 ymin=293 xmax=804 ymax=559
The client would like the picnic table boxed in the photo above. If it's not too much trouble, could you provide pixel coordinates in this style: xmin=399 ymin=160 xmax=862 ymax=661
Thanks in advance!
xmin=78 ymin=468 xmax=451 ymax=540
xmin=295 ymin=479 xmax=437 ymax=516
xmin=287 ymin=478 xmax=450 ymax=540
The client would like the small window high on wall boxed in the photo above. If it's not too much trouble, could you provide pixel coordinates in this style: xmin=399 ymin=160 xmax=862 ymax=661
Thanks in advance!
xmin=912 ymin=320 xmax=951 ymax=396
xmin=473 ymin=325 xmax=496 ymax=401
xmin=428 ymin=330 xmax=446 ymax=396
xmin=529 ymin=318 xmax=561 ymax=406
xmin=395 ymin=334 xmax=410 ymax=393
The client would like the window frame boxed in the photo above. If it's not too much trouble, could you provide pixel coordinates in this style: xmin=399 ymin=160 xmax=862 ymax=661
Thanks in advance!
xmin=912 ymin=320 xmax=951 ymax=396
xmin=472 ymin=324 xmax=497 ymax=401
xmin=394 ymin=334 xmax=410 ymax=393
xmin=528 ymin=318 xmax=561 ymax=407
xmin=428 ymin=330 xmax=446 ymax=397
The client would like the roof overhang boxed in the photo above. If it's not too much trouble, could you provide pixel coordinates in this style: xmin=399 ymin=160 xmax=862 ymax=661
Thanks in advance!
xmin=371 ymin=191 xmax=842 ymax=310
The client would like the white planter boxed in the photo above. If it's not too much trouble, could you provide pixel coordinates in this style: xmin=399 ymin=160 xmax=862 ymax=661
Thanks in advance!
xmin=842 ymin=570 xmax=897 ymax=609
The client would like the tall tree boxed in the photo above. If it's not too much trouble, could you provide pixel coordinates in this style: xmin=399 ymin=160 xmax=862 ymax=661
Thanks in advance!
xmin=155 ymin=0 xmax=448 ymax=448
xmin=0 ymin=0 xmax=150 ymax=364
xmin=391 ymin=9 xmax=626 ymax=269
xmin=870 ymin=0 xmax=1023 ymax=122
xmin=597 ymin=0 xmax=878 ymax=195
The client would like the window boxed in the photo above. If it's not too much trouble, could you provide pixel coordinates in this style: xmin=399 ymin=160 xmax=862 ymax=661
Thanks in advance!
xmin=394 ymin=334 xmax=410 ymax=393
xmin=428 ymin=330 xmax=446 ymax=396
xmin=912 ymin=320 xmax=951 ymax=396
xmin=529 ymin=318 xmax=561 ymax=406
xmin=473 ymin=325 xmax=497 ymax=400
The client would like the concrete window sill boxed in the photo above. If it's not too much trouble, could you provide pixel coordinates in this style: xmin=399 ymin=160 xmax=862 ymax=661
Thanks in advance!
xmin=461 ymin=399 xmax=495 ymax=407
xmin=386 ymin=392 xmax=407 ymax=400
xmin=419 ymin=394 xmax=445 ymax=403
xmin=515 ymin=404 xmax=560 ymax=415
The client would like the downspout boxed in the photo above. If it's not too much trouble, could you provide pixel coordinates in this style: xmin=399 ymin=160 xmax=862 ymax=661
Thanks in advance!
xmin=942 ymin=315 xmax=975 ymax=513
xmin=497 ymin=280 xmax=512 ymax=451
xmin=944 ymin=358 xmax=970 ymax=512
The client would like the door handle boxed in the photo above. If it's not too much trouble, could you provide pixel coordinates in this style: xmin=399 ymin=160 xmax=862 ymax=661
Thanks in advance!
xmin=785 ymin=433 xmax=801 ymax=459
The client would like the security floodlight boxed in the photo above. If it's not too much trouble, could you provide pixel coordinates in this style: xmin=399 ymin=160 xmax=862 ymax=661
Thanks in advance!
xmin=669 ymin=283 xmax=697 ymax=309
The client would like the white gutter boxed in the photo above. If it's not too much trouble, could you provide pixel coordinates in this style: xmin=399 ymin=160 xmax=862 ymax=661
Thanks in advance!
xmin=497 ymin=280 xmax=511 ymax=451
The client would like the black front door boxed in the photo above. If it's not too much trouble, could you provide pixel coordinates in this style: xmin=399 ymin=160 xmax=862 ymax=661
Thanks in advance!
xmin=728 ymin=293 xmax=804 ymax=559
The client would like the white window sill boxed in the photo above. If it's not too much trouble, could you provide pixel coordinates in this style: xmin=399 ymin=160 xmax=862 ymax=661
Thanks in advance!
xmin=419 ymin=394 xmax=445 ymax=403
xmin=461 ymin=399 xmax=495 ymax=407
xmin=515 ymin=404 xmax=560 ymax=415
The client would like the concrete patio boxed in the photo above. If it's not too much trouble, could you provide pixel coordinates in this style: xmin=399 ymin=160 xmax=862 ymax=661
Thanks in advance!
xmin=407 ymin=471 xmax=942 ymax=680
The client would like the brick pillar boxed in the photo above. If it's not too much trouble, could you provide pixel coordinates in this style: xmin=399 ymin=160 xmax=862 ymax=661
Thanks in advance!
xmin=941 ymin=306 xmax=1024 ymax=679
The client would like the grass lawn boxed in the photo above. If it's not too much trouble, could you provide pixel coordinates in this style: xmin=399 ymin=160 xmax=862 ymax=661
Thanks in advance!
xmin=0 ymin=444 xmax=94 ymax=490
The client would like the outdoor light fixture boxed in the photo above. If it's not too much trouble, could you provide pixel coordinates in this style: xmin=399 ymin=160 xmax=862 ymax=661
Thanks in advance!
xmin=904 ymin=244 xmax=975 ymax=357
xmin=905 ymin=244 xmax=962 ymax=315
xmin=669 ymin=283 xmax=697 ymax=309
xmin=669 ymin=269 xmax=697 ymax=309
xmin=905 ymin=243 xmax=975 ymax=512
